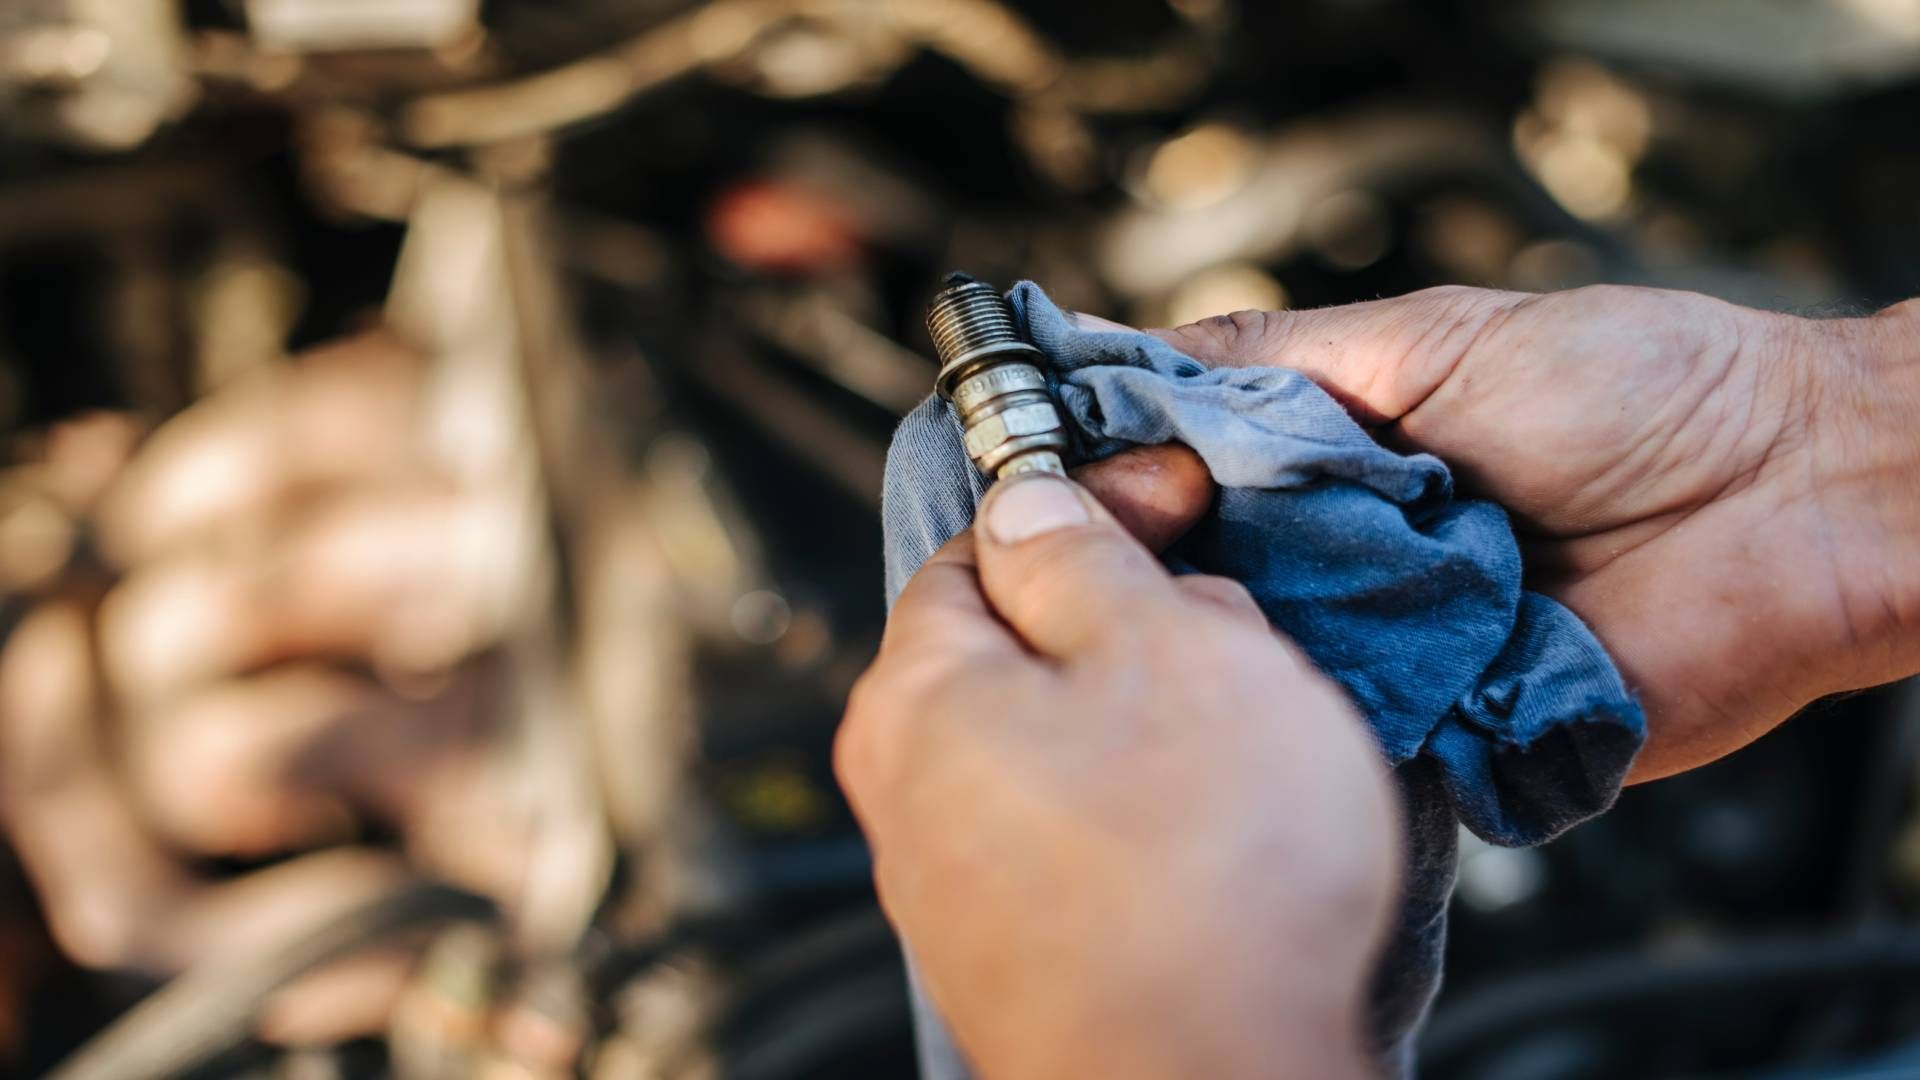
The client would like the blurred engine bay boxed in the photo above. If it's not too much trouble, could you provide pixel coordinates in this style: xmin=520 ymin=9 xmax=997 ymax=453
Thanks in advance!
xmin=1 ymin=1 xmax=1919 ymax=1077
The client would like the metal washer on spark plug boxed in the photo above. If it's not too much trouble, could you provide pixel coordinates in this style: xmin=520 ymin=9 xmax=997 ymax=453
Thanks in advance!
xmin=923 ymin=274 xmax=1071 ymax=480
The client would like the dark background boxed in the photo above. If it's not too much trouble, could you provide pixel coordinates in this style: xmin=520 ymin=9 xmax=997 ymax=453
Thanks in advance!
xmin=2 ymin=1 xmax=1919 ymax=1077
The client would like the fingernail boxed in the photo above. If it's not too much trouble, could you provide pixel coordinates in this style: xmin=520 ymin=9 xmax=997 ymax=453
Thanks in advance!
xmin=984 ymin=476 xmax=1090 ymax=544
xmin=1068 ymin=311 xmax=1134 ymax=334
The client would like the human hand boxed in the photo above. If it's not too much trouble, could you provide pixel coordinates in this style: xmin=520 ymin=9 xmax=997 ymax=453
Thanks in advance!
xmin=0 ymin=335 xmax=542 ymax=1045
xmin=836 ymin=461 xmax=1398 ymax=1080
xmin=1138 ymin=287 xmax=1920 ymax=781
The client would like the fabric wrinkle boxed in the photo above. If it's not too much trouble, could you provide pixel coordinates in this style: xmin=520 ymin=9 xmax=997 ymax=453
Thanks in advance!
xmin=879 ymin=282 xmax=1646 ymax=1077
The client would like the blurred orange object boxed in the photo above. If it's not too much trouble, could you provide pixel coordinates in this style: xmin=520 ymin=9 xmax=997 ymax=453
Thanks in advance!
xmin=706 ymin=180 xmax=865 ymax=275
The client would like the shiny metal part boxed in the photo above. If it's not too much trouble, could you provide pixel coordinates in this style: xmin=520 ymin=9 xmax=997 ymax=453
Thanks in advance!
xmin=924 ymin=274 xmax=1070 ymax=480
xmin=245 ymin=0 xmax=480 ymax=52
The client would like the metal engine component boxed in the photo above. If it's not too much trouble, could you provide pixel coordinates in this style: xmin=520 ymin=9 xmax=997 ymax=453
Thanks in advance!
xmin=245 ymin=0 xmax=481 ymax=52
xmin=924 ymin=274 xmax=1070 ymax=480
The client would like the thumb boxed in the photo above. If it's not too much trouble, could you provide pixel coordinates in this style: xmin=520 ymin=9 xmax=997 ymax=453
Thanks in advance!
xmin=1147 ymin=285 xmax=1525 ymax=425
xmin=972 ymin=473 xmax=1184 ymax=660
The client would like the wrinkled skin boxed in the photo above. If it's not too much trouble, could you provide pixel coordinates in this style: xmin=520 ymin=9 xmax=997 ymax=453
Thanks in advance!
xmin=1143 ymin=286 xmax=1920 ymax=781
xmin=837 ymin=471 xmax=1397 ymax=1080
xmin=841 ymin=284 xmax=1920 ymax=1076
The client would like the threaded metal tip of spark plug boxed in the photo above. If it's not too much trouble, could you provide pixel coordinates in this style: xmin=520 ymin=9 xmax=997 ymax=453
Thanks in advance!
xmin=925 ymin=275 xmax=1070 ymax=479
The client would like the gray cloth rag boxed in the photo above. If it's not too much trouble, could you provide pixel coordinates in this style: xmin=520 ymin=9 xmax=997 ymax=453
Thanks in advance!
xmin=880 ymin=282 xmax=1646 ymax=1076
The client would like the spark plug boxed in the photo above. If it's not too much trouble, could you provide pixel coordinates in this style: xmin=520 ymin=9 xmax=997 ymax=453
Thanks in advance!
xmin=924 ymin=273 xmax=1071 ymax=480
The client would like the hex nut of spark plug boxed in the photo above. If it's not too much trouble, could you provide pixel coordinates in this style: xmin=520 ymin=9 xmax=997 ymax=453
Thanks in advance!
xmin=924 ymin=274 xmax=1070 ymax=480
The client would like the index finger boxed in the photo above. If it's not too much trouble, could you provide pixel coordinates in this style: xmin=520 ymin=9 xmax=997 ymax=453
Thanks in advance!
xmin=880 ymin=531 xmax=1025 ymax=665
xmin=1146 ymin=286 xmax=1527 ymax=425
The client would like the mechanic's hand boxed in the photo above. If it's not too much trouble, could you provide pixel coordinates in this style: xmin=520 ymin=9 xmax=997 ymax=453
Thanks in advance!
xmin=0 ymin=335 xmax=538 ymax=1046
xmin=1127 ymin=287 xmax=1920 ymax=781
xmin=837 ymin=468 xmax=1398 ymax=1080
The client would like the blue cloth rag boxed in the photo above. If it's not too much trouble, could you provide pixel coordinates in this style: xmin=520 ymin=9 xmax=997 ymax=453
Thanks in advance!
xmin=880 ymin=282 xmax=1645 ymax=1075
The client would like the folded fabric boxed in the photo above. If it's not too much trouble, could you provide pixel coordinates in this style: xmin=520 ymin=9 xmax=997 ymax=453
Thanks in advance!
xmin=880 ymin=282 xmax=1645 ymax=1075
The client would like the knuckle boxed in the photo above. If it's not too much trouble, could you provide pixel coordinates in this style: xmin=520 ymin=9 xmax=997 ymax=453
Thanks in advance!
xmin=1218 ymin=577 xmax=1258 ymax=606
xmin=1560 ymin=282 xmax=1656 ymax=313
xmin=1407 ymin=283 xmax=1486 ymax=305
xmin=1877 ymin=296 xmax=1920 ymax=325
xmin=1172 ymin=308 xmax=1287 ymax=365
xmin=1223 ymin=308 xmax=1274 ymax=339
xmin=830 ymin=726 xmax=870 ymax=808
xmin=832 ymin=686 xmax=876 ymax=793
xmin=842 ymin=662 xmax=889 ymax=715
xmin=1185 ymin=573 xmax=1255 ymax=605
xmin=1402 ymin=284 xmax=1515 ymax=325
xmin=835 ymin=650 xmax=973 ymax=797
xmin=1175 ymin=574 xmax=1267 ymax=630
xmin=835 ymin=667 xmax=903 ymax=792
